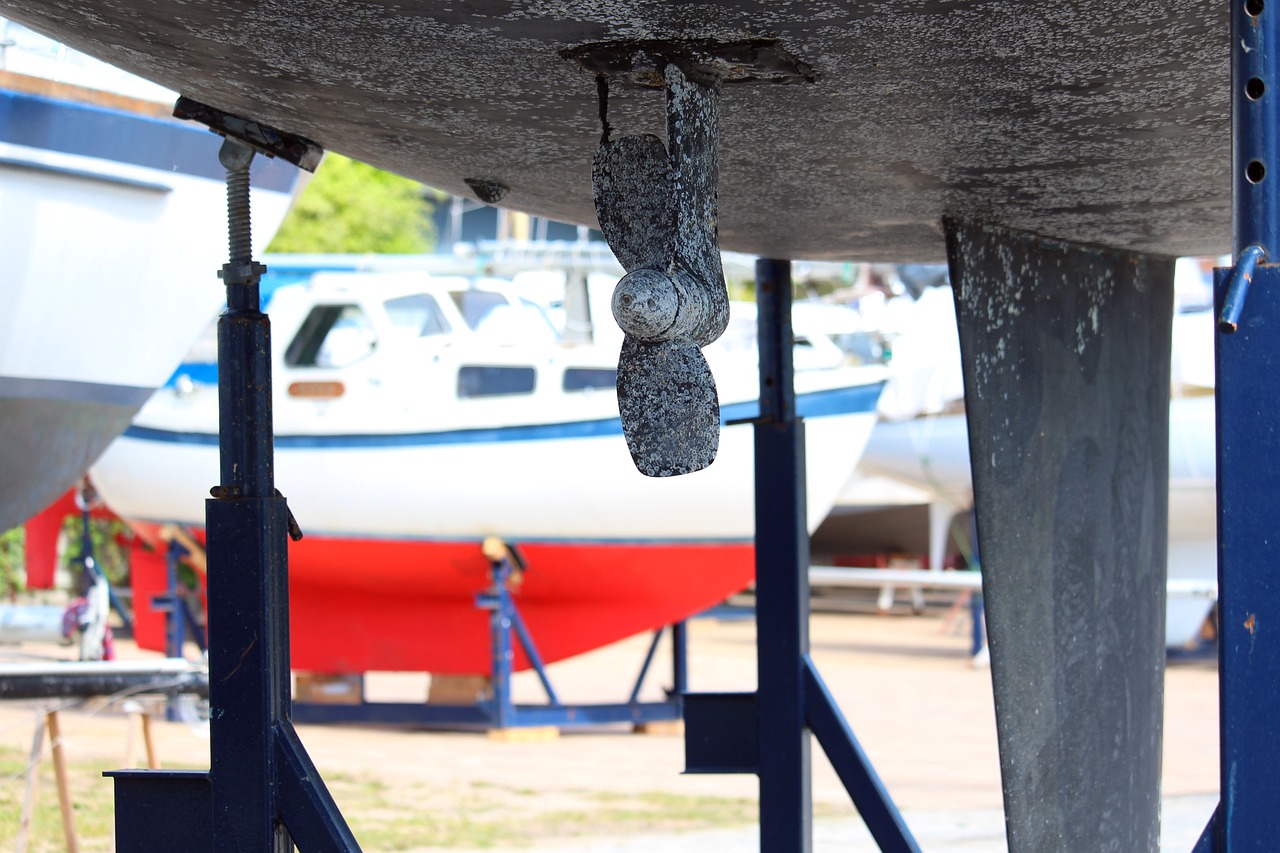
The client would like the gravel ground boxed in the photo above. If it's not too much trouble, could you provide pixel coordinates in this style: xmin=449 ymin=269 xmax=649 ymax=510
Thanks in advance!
xmin=0 ymin=605 xmax=1219 ymax=851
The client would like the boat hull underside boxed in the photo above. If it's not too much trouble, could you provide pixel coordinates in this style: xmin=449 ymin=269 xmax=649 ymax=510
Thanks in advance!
xmin=0 ymin=0 xmax=1231 ymax=262
xmin=0 ymin=395 xmax=139 ymax=530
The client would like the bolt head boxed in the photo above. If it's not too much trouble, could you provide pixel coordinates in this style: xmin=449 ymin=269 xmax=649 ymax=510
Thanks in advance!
xmin=218 ymin=138 xmax=256 ymax=171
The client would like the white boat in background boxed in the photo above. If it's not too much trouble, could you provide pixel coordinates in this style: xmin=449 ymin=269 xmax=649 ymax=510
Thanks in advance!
xmin=0 ymin=17 xmax=300 ymax=530
xmin=839 ymin=262 xmax=1219 ymax=648
xmin=90 ymin=268 xmax=888 ymax=674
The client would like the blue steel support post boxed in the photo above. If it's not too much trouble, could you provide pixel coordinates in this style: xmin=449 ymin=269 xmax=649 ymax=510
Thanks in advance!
xmin=753 ymin=258 xmax=812 ymax=853
xmin=1203 ymin=0 xmax=1280 ymax=846
xmin=628 ymin=629 xmax=666 ymax=704
xmin=672 ymin=621 xmax=688 ymax=696
xmin=164 ymin=539 xmax=188 ymax=660
xmin=77 ymin=489 xmax=133 ymax=632
xmin=205 ymin=138 xmax=358 ymax=852
xmin=79 ymin=500 xmax=94 ymax=584
xmin=481 ymin=563 xmax=516 ymax=728
xmin=206 ymin=137 xmax=293 ymax=852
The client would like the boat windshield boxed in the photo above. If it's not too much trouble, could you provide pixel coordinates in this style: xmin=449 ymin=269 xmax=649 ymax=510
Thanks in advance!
xmin=450 ymin=289 xmax=561 ymax=344
xmin=384 ymin=294 xmax=451 ymax=338
xmin=449 ymin=290 xmax=509 ymax=331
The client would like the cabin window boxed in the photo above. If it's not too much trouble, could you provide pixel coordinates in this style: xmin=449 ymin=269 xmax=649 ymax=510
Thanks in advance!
xmin=450 ymin=290 xmax=510 ymax=331
xmin=385 ymin=294 xmax=450 ymax=338
xmin=563 ymin=368 xmax=616 ymax=392
xmin=285 ymin=304 xmax=376 ymax=369
xmin=457 ymin=365 xmax=536 ymax=398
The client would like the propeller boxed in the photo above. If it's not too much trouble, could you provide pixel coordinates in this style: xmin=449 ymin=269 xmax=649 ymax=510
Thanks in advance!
xmin=592 ymin=63 xmax=729 ymax=477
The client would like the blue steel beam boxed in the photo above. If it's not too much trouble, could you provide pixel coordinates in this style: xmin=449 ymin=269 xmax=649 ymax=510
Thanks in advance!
xmin=754 ymin=258 xmax=813 ymax=853
xmin=672 ymin=620 xmax=689 ymax=695
xmin=506 ymin=589 xmax=561 ymax=705
xmin=628 ymin=628 xmax=666 ymax=704
xmin=275 ymin=722 xmax=362 ymax=850
xmin=803 ymin=661 xmax=918 ymax=853
xmin=1212 ymin=264 xmax=1280 ymax=848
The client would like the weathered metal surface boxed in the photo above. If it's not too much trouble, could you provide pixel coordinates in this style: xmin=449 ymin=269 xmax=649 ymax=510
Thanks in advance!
xmin=172 ymin=97 xmax=323 ymax=171
xmin=666 ymin=63 xmax=727 ymax=324
xmin=948 ymin=220 xmax=1172 ymax=852
xmin=593 ymin=134 xmax=672 ymax=270
xmin=0 ymin=0 xmax=1230 ymax=261
xmin=614 ymin=335 xmax=719 ymax=475
xmin=595 ymin=63 xmax=727 ymax=476
xmin=562 ymin=39 xmax=816 ymax=89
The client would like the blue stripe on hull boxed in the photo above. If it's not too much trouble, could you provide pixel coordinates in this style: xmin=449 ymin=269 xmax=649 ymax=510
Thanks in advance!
xmin=0 ymin=89 xmax=297 ymax=192
xmin=123 ymin=382 xmax=884 ymax=449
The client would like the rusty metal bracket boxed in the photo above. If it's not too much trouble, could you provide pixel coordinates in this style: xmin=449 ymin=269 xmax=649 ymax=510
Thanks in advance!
xmin=174 ymin=97 xmax=323 ymax=172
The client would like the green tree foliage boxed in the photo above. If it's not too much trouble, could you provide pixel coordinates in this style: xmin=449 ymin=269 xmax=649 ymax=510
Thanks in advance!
xmin=61 ymin=516 xmax=131 ymax=587
xmin=267 ymin=154 xmax=439 ymax=254
xmin=0 ymin=528 xmax=24 ymax=595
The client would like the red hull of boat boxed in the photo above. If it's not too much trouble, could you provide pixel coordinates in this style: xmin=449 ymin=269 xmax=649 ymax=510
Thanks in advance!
xmin=132 ymin=524 xmax=753 ymax=674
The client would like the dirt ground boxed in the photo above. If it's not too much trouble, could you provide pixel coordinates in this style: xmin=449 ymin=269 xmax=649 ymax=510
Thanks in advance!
xmin=0 ymin=601 xmax=1219 ymax=851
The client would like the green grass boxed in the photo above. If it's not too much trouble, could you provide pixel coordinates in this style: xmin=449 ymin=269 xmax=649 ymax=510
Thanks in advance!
xmin=332 ymin=777 xmax=759 ymax=849
xmin=0 ymin=747 xmax=763 ymax=852
xmin=0 ymin=744 xmax=116 ymax=853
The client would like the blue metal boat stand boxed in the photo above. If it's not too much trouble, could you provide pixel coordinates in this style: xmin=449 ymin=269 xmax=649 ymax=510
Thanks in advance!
xmin=107 ymin=102 xmax=357 ymax=852
xmin=73 ymin=481 xmax=133 ymax=635
xmin=292 ymin=541 xmax=688 ymax=732
xmin=1193 ymin=0 xmax=1280 ymax=846
xmin=150 ymin=536 xmax=207 ymax=662
xmin=683 ymin=258 xmax=920 ymax=853
xmin=149 ymin=535 xmax=208 ymax=721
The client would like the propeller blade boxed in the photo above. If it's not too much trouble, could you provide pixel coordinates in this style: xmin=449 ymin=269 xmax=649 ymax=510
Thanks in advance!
xmin=592 ymin=134 xmax=674 ymax=272
xmin=616 ymin=335 xmax=719 ymax=477
xmin=665 ymin=63 xmax=728 ymax=346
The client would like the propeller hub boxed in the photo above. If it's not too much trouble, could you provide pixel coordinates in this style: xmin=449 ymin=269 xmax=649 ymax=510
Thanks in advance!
xmin=612 ymin=269 xmax=679 ymax=341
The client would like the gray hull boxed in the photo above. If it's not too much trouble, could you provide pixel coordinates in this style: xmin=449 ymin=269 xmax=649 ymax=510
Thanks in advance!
xmin=0 ymin=383 xmax=148 ymax=529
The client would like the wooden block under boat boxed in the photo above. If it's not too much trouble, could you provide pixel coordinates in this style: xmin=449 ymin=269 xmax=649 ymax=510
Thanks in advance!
xmin=486 ymin=726 xmax=559 ymax=743
xmin=426 ymin=674 xmax=492 ymax=706
xmin=293 ymin=673 xmax=363 ymax=705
